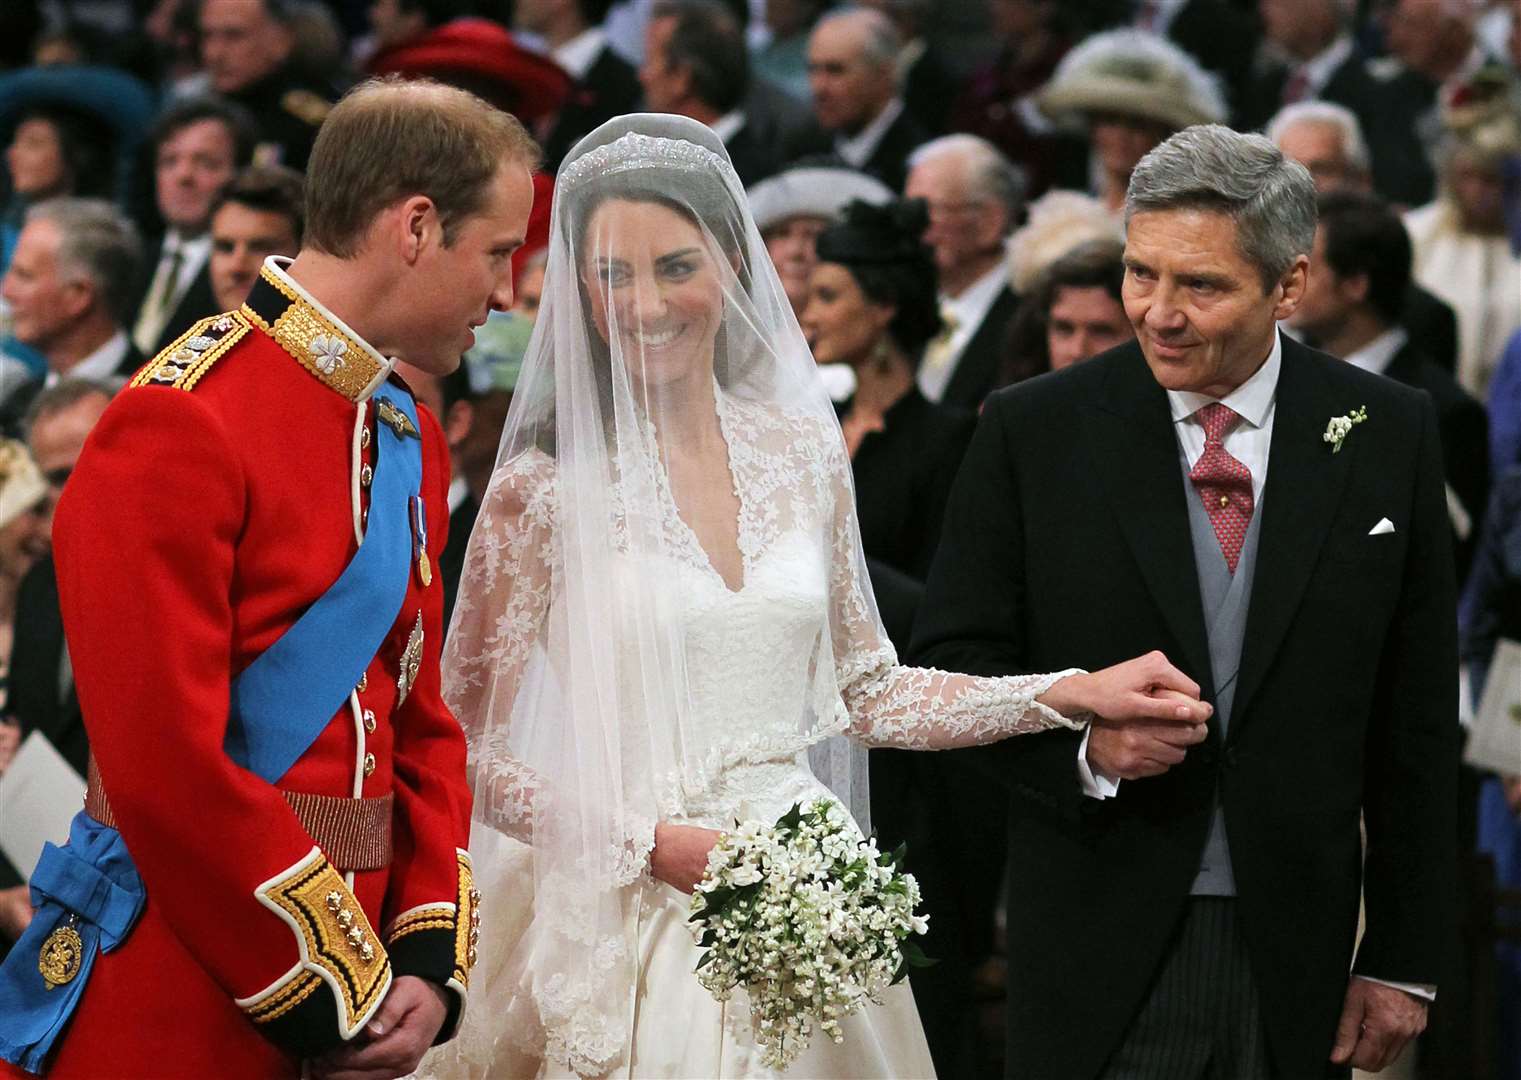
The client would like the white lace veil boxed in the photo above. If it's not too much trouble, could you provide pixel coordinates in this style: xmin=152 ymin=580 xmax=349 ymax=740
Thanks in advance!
xmin=438 ymin=114 xmax=888 ymax=1075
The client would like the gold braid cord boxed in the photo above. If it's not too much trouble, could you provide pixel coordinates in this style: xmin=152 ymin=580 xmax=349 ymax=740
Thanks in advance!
xmin=454 ymin=850 xmax=480 ymax=990
xmin=241 ymin=848 xmax=392 ymax=1039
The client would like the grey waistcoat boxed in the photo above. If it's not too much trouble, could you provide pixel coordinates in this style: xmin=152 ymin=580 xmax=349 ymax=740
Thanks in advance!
xmin=1179 ymin=449 xmax=1265 ymax=896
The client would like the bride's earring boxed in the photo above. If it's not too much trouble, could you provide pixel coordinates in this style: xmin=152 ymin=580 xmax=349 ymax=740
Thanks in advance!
xmin=871 ymin=337 xmax=891 ymax=374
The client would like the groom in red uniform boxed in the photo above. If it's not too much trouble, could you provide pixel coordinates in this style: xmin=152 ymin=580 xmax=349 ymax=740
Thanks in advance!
xmin=0 ymin=79 xmax=537 ymax=1078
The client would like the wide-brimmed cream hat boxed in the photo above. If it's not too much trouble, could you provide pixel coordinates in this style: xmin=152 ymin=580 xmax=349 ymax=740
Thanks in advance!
xmin=1006 ymin=191 xmax=1123 ymax=294
xmin=1038 ymin=29 xmax=1227 ymax=133
xmin=0 ymin=439 xmax=46 ymax=532
xmin=747 ymin=166 xmax=895 ymax=234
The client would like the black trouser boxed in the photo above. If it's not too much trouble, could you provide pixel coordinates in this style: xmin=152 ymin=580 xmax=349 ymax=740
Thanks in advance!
xmin=1099 ymin=897 xmax=1274 ymax=1080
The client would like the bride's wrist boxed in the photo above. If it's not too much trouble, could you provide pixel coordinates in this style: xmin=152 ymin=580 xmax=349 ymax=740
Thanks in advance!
xmin=1034 ymin=671 xmax=1092 ymax=721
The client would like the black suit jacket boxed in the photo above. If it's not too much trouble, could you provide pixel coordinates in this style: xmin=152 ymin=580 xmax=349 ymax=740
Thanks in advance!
xmin=912 ymin=337 xmax=1458 ymax=1078
xmin=1403 ymin=282 xmax=1458 ymax=374
xmin=439 ymin=491 xmax=479 ymax=635
xmin=543 ymin=46 xmax=643 ymax=170
xmin=722 ymin=121 xmax=781 ymax=188
xmin=128 ymin=241 xmax=221 ymax=358
xmin=1166 ymin=0 xmax=1258 ymax=118
xmin=939 ymin=286 xmax=1020 ymax=412
xmin=839 ymin=108 xmax=928 ymax=194
xmin=1383 ymin=339 xmax=1490 ymax=579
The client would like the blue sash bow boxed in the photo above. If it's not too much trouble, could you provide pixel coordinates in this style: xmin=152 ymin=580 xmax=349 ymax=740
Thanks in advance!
xmin=0 ymin=385 xmax=422 ymax=1073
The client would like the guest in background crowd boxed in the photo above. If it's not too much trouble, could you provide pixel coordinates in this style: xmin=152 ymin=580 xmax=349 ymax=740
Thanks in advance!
xmin=752 ymin=0 xmax=829 ymax=103
xmin=131 ymin=98 xmax=253 ymax=355
xmin=525 ymin=0 xmax=642 ymax=166
xmin=998 ymin=236 xmax=1129 ymax=388
xmin=197 ymin=0 xmax=339 ymax=170
xmin=1269 ymin=99 xmax=1461 ymax=374
xmin=0 ymin=199 xmax=142 ymax=432
xmin=748 ymin=162 xmax=892 ymax=322
xmin=640 ymin=1 xmax=779 ymax=185
xmin=856 ymin=0 xmax=955 ymax=136
xmin=1128 ymin=0 xmax=1257 ymax=120
xmin=802 ymin=197 xmax=980 ymax=1076
xmin=1405 ymin=77 xmax=1521 ymax=399
xmin=906 ymin=134 xmax=1025 ymax=410
xmin=1037 ymin=28 xmax=1227 ymax=214
xmin=807 ymin=7 xmax=924 ymax=192
xmin=0 ymin=379 xmax=112 ymax=952
xmin=0 ymin=440 xmax=46 ymax=720
xmin=2 ymin=107 xmax=115 ymax=273
xmin=1003 ymin=187 xmax=1121 ymax=296
xmin=1383 ymin=0 xmax=1494 ymax=168
xmin=206 ymin=164 xmax=303 ymax=312
xmin=1291 ymin=190 xmax=1489 ymax=579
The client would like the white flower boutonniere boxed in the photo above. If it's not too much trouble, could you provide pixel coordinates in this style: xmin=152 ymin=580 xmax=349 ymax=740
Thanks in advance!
xmin=1323 ymin=406 xmax=1368 ymax=454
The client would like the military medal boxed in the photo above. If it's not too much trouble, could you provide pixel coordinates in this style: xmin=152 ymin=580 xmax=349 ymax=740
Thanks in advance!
xmin=411 ymin=495 xmax=431 ymax=587
xmin=39 ymin=915 xmax=83 ymax=990
xmin=377 ymin=399 xmax=420 ymax=440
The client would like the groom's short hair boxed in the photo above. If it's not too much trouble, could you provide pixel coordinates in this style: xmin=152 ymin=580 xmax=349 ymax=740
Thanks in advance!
xmin=303 ymin=76 xmax=540 ymax=259
xmin=1125 ymin=124 xmax=1317 ymax=292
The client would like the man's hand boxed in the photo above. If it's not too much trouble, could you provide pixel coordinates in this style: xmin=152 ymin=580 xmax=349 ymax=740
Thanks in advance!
xmin=1329 ymin=977 xmax=1428 ymax=1072
xmin=650 ymin=822 xmax=724 ymax=894
xmin=310 ymin=975 xmax=449 ymax=1080
xmin=1039 ymin=651 xmax=1212 ymax=727
xmin=0 ymin=719 xmax=20 ymax=774
xmin=0 ymin=884 xmax=33 ymax=941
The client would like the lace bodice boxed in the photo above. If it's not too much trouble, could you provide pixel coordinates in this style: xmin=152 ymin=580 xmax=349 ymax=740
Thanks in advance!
xmin=444 ymin=394 xmax=1083 ymax=844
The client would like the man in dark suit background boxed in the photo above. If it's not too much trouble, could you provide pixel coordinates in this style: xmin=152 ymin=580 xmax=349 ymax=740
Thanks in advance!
xmin=129 ymin=98 xmax=254 ymax=357
xmin=905 ymin=133 xmax=1025 ymax=411
xmin=806 ymin=7 xmax=926 ymax=193
xmin=914 ymin=126 xmax=1457 ymax=1078
xmin=523 ymin=0 xmax=643 ymax=167
xmin=1290 ymin=190 xmax=1489 ymax=581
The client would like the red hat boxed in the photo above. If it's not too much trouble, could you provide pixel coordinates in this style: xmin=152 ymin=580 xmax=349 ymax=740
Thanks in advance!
xmin=366 ymin=19 xmax=572 ymax=127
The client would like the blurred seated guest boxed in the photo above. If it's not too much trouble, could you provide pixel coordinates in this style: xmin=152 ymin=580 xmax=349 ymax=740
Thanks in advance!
xmin=207 ymin=164 xmax=303 ymax=312
xmin=0 ymin=441 xmax=46 ymax=718
xmin=364 ymin=15 xmax=571 ymax=138
xmin=1129 ymin=0 xmax=1257 ymax=120
xmin=1385 ymin=0 xmax=1494 ymax=166
xmin=748 ymin=162 xmax=893 ymax=320
xmin=0 ymin=199 xmax=142 ymax=432
xmin=513 ymin=247 xmax=548 ymax=320
xmin=437 ymin=311 xmax=532 ymax=628
xmin=1458 ymin=465 xmax=1521 ymax=1080
xmin=998 ymin=236 xmax=1129 ymax=388
xmin=906 ymin=134 xmax=1026 ymax=410
xmin=801 ymin=196 xmax=978 ymax=1075
xmin=640 ymin=1 xmax=780 ymax=185
xmin=856 ymin=0 xmax=956 ymax=135
xmin=1269 ymin=100 xmax=1460 ymax=374
xmin=1291 ymin=190 xmax=1489 ymax=578
xmin=0 ymin=379 xmax=112 ymax=949
xmin=753 ymin=0 xmax=829 ymax=103
xmin=130 ymin=99 xmax=254 ymax=356
xmin=1487 ymin=330 xmax=1521 ymax=474
xmin=1246 ymin=0 xmax=1433 ymax=204
xmin=1036 ymin=28 xmax=1226 ymax=213
xmin=1405 ymin=76 xmax=1521 ymax=399
xmin=807 ymin=7 xmax=926 ymax=192
xmin=948 ymin=0 xmax=1081 ymax=197
xmin=198 ymin=0 xmax=340 ymax=170
xmin=523 ymin=0 xmax=643 ymax=167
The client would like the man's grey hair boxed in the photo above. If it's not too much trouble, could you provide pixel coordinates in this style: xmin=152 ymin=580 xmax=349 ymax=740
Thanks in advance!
xmin=909 ymin=134 xmax=1027 ymax=232
xmin=816 ymin=8 xmax=901 ymax=72
xmin=24 ymin=197 xmax=143 ymax=326
xmin=24 ymin=377 xmax=114 ymax=440
xmin=1126 ymin=125 xmax=1316 ymax=289
xmin=1266 ymin=100 xmax=1371 ymax=177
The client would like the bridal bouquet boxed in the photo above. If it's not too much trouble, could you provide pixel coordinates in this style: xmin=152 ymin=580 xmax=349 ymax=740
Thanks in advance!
xmin=688 ymin=799 xmax=931 ymax=1070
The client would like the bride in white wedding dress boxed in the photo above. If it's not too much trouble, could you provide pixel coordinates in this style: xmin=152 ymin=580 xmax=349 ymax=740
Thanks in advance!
xmin=426 ymin=114 xmax=1210 ymax=1080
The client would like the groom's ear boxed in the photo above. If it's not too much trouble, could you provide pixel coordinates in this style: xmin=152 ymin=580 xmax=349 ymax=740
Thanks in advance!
xmin=1270 ymin=253 xmax=1311 ymax=322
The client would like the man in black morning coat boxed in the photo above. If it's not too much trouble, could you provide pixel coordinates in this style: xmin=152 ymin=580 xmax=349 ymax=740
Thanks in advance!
xmin=913 ymin=126 xmax=1457 ymax=1078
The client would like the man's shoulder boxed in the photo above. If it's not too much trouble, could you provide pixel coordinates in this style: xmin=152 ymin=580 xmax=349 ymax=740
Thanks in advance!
xmin=985 ymin=340 xmax=1140 ymax=416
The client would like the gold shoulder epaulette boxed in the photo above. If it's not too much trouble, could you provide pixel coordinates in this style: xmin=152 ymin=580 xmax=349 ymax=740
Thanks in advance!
xmin=131 ymin=311 xmax=250 ymax=391
xmin=281 ymin=88 xmax=332 ymax=127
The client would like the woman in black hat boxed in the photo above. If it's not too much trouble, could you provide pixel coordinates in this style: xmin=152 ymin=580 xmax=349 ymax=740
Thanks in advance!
xmin=2 ymin=103 xmax=117 ymax=271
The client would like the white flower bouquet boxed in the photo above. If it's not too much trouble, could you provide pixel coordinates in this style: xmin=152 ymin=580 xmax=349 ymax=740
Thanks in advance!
xmin=687 ymin=799 xmax=932 ymax=1070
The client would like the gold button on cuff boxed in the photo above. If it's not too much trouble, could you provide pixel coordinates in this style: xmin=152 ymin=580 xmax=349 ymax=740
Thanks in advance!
xmin=363 ymin=709 xmax=376 ymax=734
xmin=363 ymin=753 xmax=376 ymax=777
xmin=360 ymin=464 xmax=373 ymax=488
xmin=360 ymin=426 xmax=371 ymax=450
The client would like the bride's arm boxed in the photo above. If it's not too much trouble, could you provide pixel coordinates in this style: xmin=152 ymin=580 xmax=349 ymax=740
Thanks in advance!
xmin=441 ymin=452 xmax=556 ymax=841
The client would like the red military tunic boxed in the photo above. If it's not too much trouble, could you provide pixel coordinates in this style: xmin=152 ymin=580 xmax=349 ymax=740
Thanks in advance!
xmin=6 ymin=261 xmax=477 ymax=1078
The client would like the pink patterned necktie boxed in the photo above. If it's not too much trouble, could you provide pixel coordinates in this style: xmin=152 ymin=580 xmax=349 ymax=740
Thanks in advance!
xmin=1189 ymin=403 xmax=1254 ymax=574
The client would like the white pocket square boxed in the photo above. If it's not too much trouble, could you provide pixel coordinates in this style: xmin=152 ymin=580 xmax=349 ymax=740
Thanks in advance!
xmin=1369 ymin=517 xmax=1396 ymax=536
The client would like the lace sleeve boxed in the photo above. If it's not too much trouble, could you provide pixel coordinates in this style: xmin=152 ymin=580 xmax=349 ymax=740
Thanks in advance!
xmin=441 ymin=451 xmax=557 ymax=842
xmin=824 ymin=447 xmax=1088 ymax=750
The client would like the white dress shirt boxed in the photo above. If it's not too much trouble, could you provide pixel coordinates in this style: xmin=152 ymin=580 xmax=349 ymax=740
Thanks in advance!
xmin=1343 ymin=326 xmax=1408 ymax=377
xmin=132 ymin=230 xmax=212 ymax=354
xmin=1285 ymin=34 xmax=1354 ymax=101
xmin=710 ymin=110 xmax=745 ymax=144
xmin=917 ymin=264 xmax=1007 ymax=403
xmin=47 ymin=330 xmax=131 ymax=389
xmin=553 ymin=26 xmax=608 ymax=81
xmin=833 ymin=98 xmax=903 ymax=170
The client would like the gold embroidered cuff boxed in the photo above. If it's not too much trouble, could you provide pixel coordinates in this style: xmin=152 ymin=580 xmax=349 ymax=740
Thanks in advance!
xmin=243 ymin=847 xmax=392 ymax=1040
xmin=454 ymin=850 xmax=480 ymax=989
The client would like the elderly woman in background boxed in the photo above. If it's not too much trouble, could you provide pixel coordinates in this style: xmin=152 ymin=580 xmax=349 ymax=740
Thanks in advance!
xmin=1036 ymin=28 xmax=1226 ymax=213
xmin=0 ymin=439 xmax=47 ymax=774
xmin=1405 ymin=74 xmax=1521 ymax=399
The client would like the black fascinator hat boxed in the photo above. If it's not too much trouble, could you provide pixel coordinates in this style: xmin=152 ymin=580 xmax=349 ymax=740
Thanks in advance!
xmin=815 ymin=198 xmax=942 ymax=357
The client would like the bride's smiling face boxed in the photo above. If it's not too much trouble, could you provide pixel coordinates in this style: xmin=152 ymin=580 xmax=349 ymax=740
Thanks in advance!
xmin=580 ymin=197 xmax=727 ymax=392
